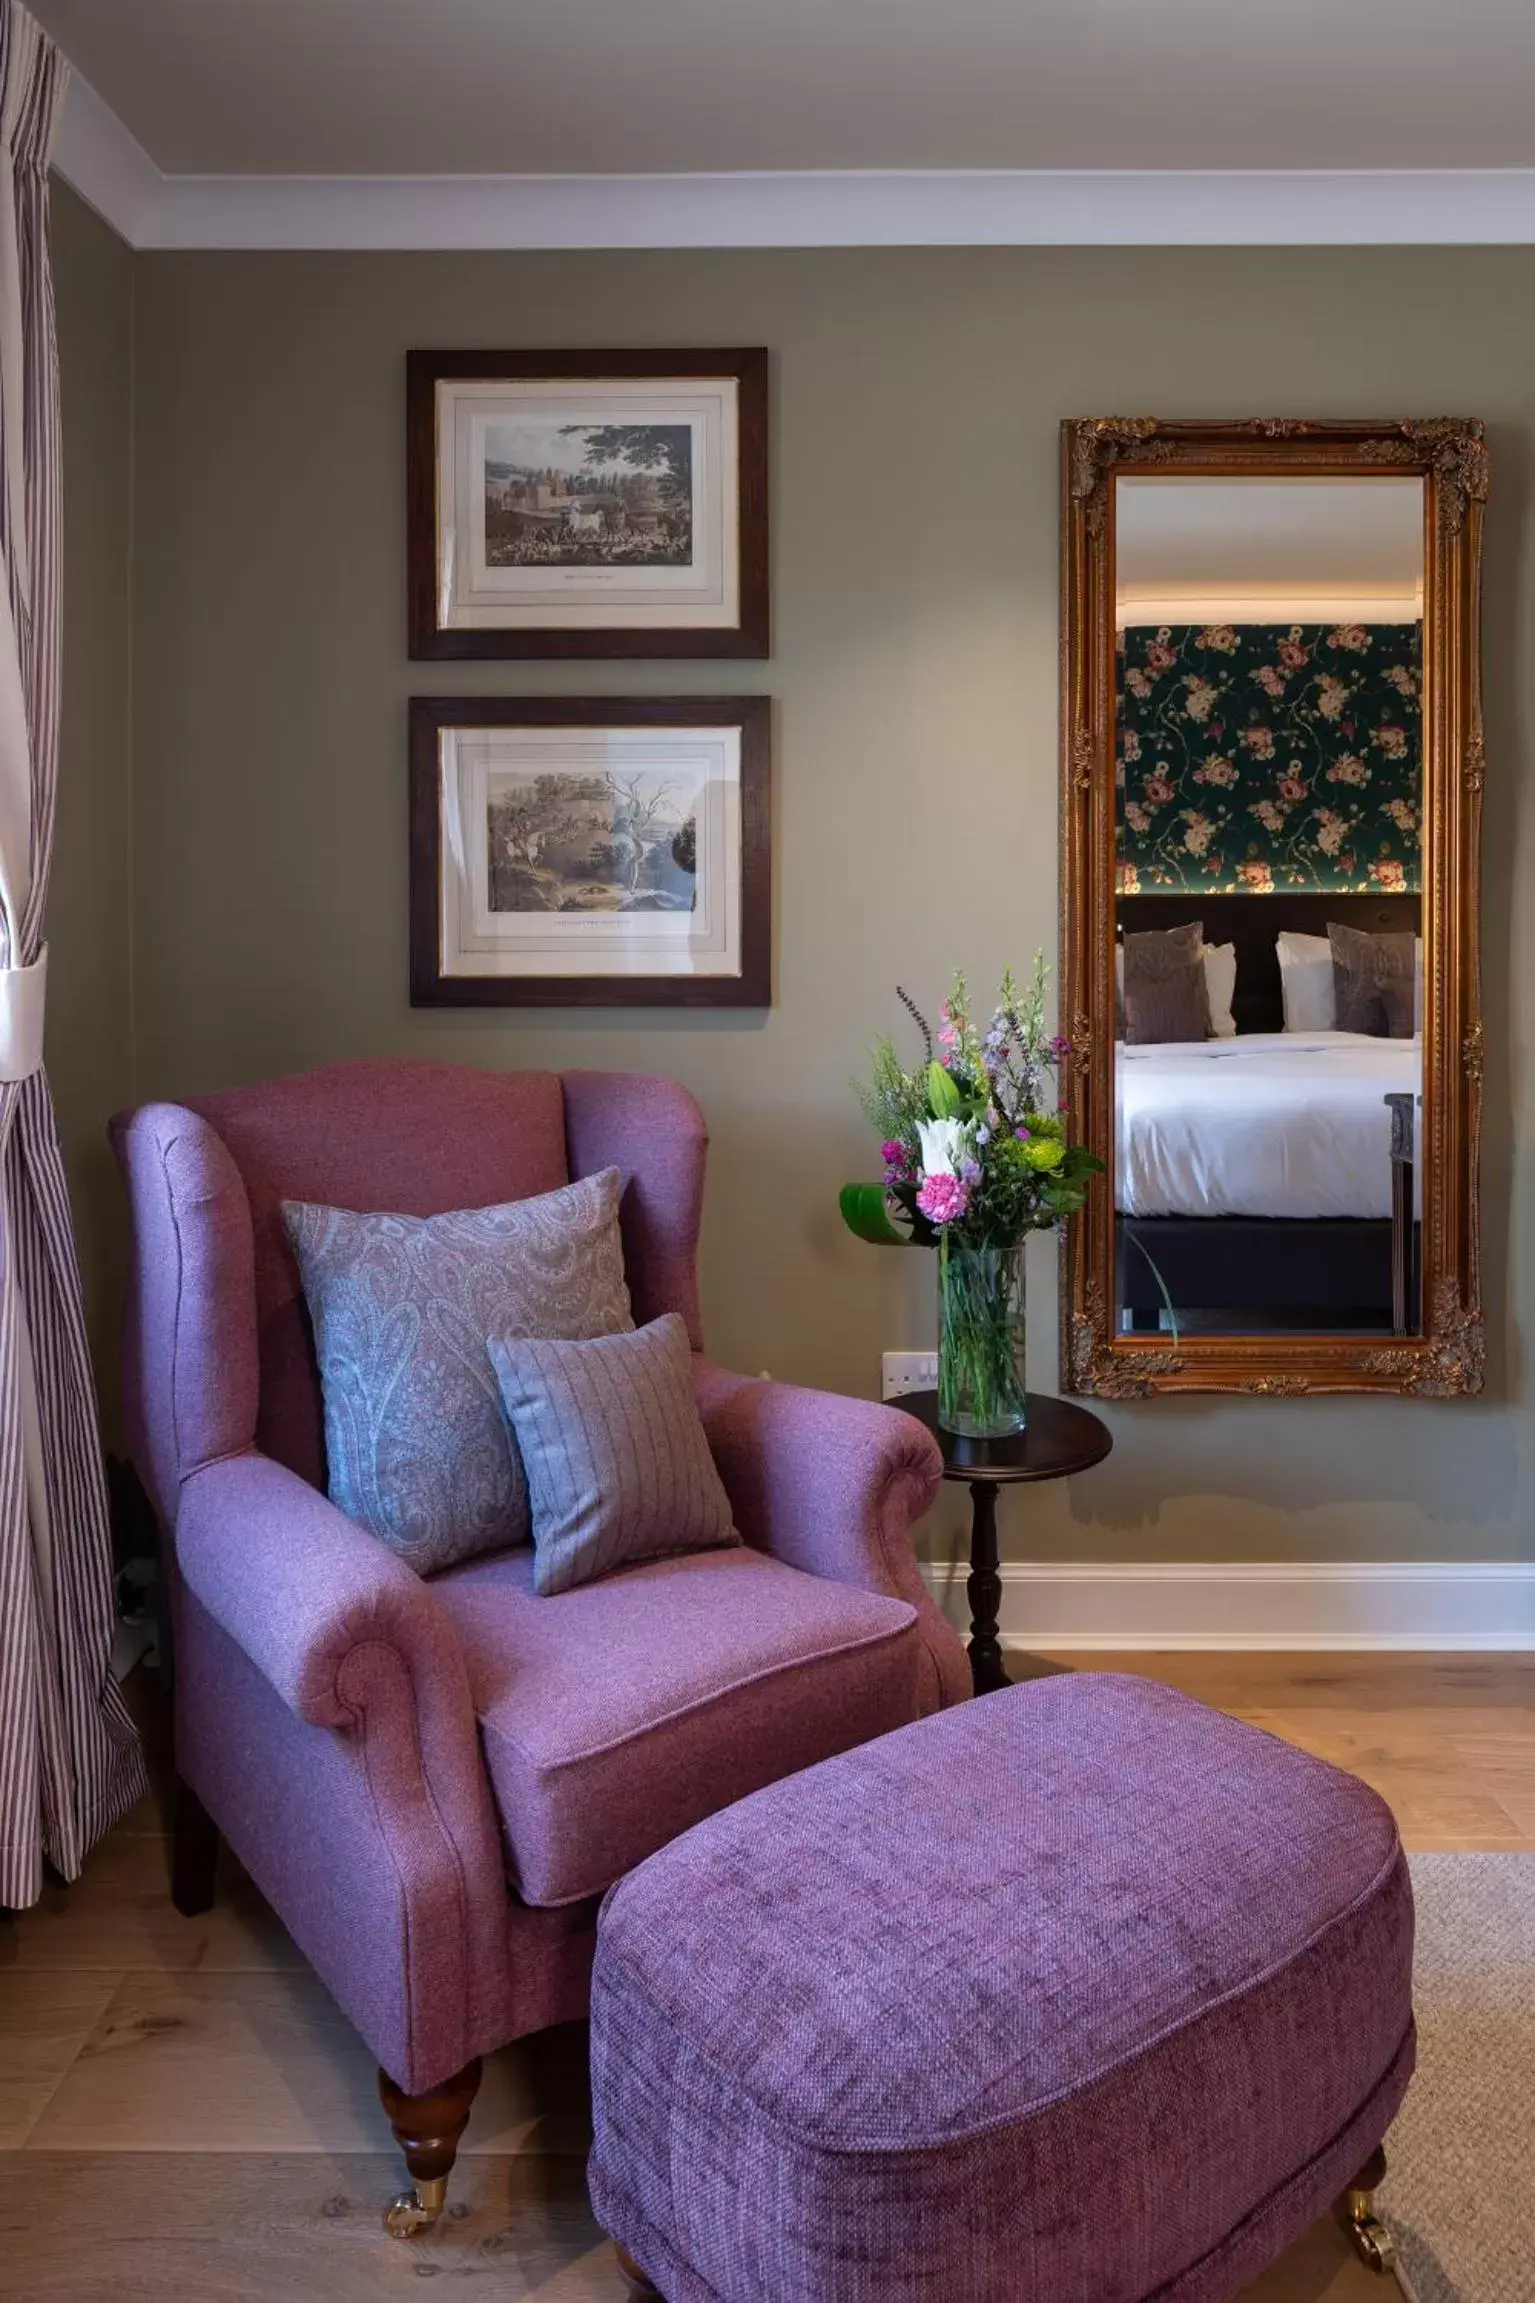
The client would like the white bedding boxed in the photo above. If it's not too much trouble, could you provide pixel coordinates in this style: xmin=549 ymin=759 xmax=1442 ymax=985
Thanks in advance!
xmin=1116 ymin=1032 xmax=1422 ymax=1220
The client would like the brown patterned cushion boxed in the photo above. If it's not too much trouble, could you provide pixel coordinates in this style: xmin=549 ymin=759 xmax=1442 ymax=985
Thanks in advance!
xmin=1379 ymin=975 xmax=1416 ymax=1039
xmin=1328 ymin=922 xmax=1416 ymax=1039
xmin=1121 ymin=920 xmax=1212 ymax=1045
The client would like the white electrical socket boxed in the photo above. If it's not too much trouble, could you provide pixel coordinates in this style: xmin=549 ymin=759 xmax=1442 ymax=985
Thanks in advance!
xmin=882 ymin=1351 xmax=938 ymax=1401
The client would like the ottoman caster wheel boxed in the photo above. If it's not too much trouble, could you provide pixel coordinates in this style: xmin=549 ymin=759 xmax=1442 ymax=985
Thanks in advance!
xmin=385 ymin=2177 xmax=446 ymax=2238
xmin=1346 ymin=2216 xmax=1397 ymax=2277
xmin=1336 ymin=2146 xmax=1396 ymax=2276
xmin=615 ymin=2241 xmax=664 ymax=2297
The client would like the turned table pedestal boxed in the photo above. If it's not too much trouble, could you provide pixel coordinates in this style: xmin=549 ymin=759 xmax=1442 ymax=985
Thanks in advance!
xmin=897 ymin=1389 xmax=1113 ymax=1694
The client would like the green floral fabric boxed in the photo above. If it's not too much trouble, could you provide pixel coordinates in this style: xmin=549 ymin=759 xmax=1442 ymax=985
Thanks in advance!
xmin=1115 ymin=622 xmax=1422 ymax=895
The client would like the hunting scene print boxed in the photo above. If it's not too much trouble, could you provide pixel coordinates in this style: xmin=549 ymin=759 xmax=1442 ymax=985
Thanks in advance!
xmin=486 ymin=769 xmax=699 ymax=915
xmin=483 ymin=422 xmax=694 ymax=569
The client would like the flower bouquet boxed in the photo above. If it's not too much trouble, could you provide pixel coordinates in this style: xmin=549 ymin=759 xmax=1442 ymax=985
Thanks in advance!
xmin=841 ymin=958 xmax=1102 ymax=1436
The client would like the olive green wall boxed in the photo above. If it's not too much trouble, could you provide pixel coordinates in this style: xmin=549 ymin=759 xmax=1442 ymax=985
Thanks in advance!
xmin=59 ymin=223 xmax=1535 ymax=1564
xmin=52 ymin=182 xmax=135 ymax=1403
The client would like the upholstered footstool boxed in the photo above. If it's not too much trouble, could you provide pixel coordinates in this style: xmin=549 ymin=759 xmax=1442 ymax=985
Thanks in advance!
xmin=588 ymin=1673 xmax=1413 ymax=2303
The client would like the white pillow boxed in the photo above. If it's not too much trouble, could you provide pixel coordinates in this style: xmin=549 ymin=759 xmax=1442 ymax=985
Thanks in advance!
xmin=1116 ymin=940 xmax=1237 ymax=1037
xmin=1203 ymin=942 xmax=1238 ymax=1038
xmin=1277 ymin=929 xmax=1423 ymax=1033
xmin=1275 ymin=930 xmax=1335 ymax=1031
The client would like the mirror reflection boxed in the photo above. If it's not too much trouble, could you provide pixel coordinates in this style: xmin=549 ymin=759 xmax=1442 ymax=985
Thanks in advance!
xmin=1112 ymin=475 xmax=1424 ymax=1339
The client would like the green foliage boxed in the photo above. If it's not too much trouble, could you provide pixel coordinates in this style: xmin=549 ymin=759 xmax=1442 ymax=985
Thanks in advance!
xmin=854 ymin=1032 xmax=928 ymax=1144
xmin=837 ymin=1183 xmax=912 ymax=1246
xmin=842 ymin=956 xmax=1101 ymax=1252
xmin=927 ymin=1061 xmax=963 ymax=1119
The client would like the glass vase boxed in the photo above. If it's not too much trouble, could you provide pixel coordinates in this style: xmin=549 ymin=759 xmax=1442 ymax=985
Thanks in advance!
xmin=937 ymin=1239 xmax=1028 ymax=1438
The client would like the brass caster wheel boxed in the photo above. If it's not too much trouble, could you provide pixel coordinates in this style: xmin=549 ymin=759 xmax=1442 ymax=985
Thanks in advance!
xmin=1343 ymin=2208 xmax=1397 ymax=2276
xmin=1336 ymin=2148 xmax=1396 ymax=2277
xmin=384 ymin=2176 xmax=447 ymax=2238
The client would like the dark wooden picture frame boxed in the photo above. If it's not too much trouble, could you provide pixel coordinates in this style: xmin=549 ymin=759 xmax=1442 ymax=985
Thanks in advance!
xmin=1060 ymin=416 xmax=1487 ymax=1398
xmin=407 ymin=349 xmax=769 ymax=659
xmin=410 ymin=694 xmax=772 ymax=1008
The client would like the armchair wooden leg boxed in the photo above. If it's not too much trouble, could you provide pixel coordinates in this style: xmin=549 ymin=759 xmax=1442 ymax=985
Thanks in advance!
xmin=1335 ymin=2144 xmax=1395 ymax=2275
xmin=170 ymin=1780 xmax=219 ymax=1918
xmin=615 ymin=2241 xmax=664 ymax=2297
xmin=378 ymin=2057 xmax=482 ymax=2237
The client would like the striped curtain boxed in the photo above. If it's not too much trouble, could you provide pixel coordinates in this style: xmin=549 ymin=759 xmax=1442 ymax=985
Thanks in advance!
xmin=0 ymin=2 xmax=144 ymax=1908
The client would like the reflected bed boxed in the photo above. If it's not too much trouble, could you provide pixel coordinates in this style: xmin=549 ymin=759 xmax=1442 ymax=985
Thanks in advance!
xmin=1117 ymin=1031 xmax=1420 ymax=1221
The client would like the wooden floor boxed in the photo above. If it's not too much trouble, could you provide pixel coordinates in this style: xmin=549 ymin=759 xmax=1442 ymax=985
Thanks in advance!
xmin=1048 ymin=1651 xmax=1535 ymax=1851
xmin=3 ymin=1653 xmax=1530 ymax=2300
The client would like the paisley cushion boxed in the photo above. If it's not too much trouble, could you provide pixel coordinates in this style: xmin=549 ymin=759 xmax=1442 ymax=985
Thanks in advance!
xmin=282 ymin=1169 xmax=632 ymax=1572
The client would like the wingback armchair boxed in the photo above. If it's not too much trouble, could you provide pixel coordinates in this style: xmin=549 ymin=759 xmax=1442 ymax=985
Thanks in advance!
xmin=111 ymin=1059 xmax=967 ymax=2233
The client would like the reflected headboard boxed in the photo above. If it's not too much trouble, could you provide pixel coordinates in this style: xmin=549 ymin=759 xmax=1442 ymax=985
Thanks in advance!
xmin=1117 ymin=892 xmax=1422 ymax=1035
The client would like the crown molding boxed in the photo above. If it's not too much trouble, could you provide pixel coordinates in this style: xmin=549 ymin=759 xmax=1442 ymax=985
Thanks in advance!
xmin=50 ymin=66 xmax=162 ymax=245
xmin=48 ymin=73 xmax=1535 ymax=252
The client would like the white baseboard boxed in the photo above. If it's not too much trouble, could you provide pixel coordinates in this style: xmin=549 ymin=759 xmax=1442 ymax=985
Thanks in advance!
xmin=919 ymin=1561 xmax=1535 ymax=1651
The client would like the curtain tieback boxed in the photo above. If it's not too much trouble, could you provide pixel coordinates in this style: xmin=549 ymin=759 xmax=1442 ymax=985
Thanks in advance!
xmin=0 ymin=945 xmax=47 ymax=1081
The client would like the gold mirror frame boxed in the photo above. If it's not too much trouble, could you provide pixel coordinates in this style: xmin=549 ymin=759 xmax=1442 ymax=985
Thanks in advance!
xmin=1060 ymin=417 xmax=1486 ymax=1398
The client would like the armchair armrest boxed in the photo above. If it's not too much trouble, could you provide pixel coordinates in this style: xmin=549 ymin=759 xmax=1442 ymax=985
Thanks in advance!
xmin=173 ymin=1449 xmax=512 ymax=2091
xmin=694 ymin=1361 xmax=969 ymax=1711
xmin=175 ymin=1449 xmax=472 ymax=1735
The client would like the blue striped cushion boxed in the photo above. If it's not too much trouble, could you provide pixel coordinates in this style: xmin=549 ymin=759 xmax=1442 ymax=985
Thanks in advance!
xmin=489 ymin=1313 xmax=739 ymax=1596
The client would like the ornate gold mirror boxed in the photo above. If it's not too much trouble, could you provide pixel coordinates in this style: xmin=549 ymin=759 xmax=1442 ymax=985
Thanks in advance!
xmin=1060 ymin=419 xmax=1485 ymax=1397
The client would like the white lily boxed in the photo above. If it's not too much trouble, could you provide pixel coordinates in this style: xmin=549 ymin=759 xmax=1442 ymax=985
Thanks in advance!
xmin=916 ymin=1116 xmax=970 ymax=1179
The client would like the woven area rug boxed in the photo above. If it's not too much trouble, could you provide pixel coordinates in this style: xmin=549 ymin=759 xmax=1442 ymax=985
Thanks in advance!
xmin=1379 ymin=1855 xmax=1535 ymax=2303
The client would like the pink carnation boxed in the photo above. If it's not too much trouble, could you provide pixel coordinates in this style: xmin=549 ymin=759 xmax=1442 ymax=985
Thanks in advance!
xmin=916 ymin=1173 xmax=970 ymax=1225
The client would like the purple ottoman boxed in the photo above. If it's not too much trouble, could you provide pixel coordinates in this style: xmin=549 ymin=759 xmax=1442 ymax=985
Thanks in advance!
xmin=588 ymin=1674 xmax=1413 ymax=2303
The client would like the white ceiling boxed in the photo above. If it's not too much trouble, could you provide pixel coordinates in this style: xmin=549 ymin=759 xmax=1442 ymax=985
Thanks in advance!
xmin=1116 ymin=480 xmax=1425 ymax=618
xmin=30 ymin=0 xmax=1535 ymax=177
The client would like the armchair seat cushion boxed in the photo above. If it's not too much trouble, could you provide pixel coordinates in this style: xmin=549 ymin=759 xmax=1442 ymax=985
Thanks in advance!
xmin=430 ymin=1546 xmax=922 ymax=1907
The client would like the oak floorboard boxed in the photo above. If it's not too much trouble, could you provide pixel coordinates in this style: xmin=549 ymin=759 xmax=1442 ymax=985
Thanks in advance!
xmin=1041 ymin=1652 xmax=1535 ymax=1717
xmin=0 ymin=2149 xmax=1386 ymax=2303
xmin=0 ymin=1827 xmax=306 ymax=1974
xmin=1237 ymin=2215 xmax=1399 ymax=2301
xmin=0 ymin=1972 xmax=122 ymax=2148
xmin=1033 ymin=1652 xmax=1535 ymax=1850
xmin=0 ymin=2151 xmax=612 ymax=2302
xmin=25 ymin=1970 xmax=590 ymax=2158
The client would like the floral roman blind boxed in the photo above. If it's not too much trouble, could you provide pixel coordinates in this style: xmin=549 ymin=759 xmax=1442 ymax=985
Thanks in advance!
xmin=1115 ymin=622 xmax=1422 ymax=895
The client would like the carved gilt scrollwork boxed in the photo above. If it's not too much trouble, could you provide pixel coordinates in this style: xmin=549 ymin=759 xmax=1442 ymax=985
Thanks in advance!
xmin=1070 ymin=1281 xmax=1184 ymax=1397
xmin=1361 ymin=1282 xmax=1485 ymax=1396
xmin=1463 ymin=732 xmax=1486 ymax=794
xmin=1402 ymin=417 xmax=1489 ymax=536
xmin=1068 ymin=417 xmax=1167 ymax=534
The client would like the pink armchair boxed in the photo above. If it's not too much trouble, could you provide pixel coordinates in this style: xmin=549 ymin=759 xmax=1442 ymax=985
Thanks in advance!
xmin=111 ymin=1060 xmax=966 ymax=2232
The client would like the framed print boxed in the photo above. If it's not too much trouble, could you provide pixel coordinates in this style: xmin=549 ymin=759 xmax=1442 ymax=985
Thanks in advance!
xmin=407 ymin=349 xmax=769 ymax=659
xmin=410 ymin=696 xmax=772 ymax=1007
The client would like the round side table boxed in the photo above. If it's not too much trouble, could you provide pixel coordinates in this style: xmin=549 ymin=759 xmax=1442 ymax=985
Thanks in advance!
xmin=898 ymin=1390 xmax=1113 ymax=1696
